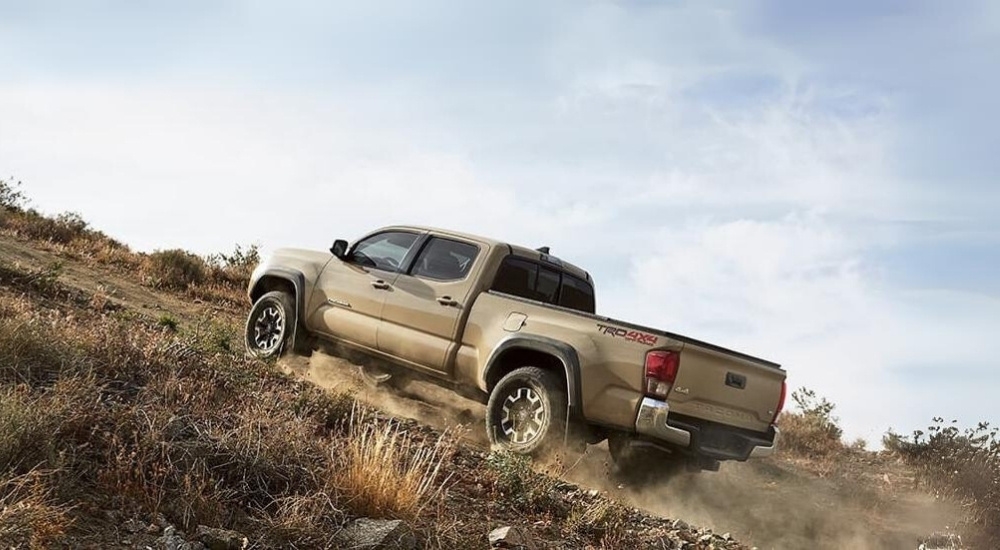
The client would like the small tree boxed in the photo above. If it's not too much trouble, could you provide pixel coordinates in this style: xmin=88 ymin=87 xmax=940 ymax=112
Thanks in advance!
xmin=778 ymin=387 xmax=844 ymax=458
xmin=0 ymin=178 xmax=27 ymax=211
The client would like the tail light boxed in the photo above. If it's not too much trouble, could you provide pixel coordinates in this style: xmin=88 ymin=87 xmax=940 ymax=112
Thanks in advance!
xmin=644 ymin=350 xmax=679 ymax=399
xmin=772 ymin=380 xmax=787 ymax=423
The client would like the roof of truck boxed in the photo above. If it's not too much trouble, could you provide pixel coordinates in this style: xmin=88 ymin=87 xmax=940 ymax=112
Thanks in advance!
xmin=386 ymin=225 xmax=592 ymax=282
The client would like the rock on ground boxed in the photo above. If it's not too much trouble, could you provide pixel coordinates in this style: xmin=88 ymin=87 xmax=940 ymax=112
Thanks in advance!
xmin=336 ymin=518 xmax=418 ymax=550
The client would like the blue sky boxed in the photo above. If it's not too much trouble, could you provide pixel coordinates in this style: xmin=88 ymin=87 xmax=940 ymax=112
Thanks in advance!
xmin=1 ymin=1 xmax=998 ymax=441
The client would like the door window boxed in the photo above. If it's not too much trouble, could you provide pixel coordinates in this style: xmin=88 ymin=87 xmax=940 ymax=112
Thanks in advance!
xmin=349 ymin=231 xmax=418 ymax=272
xmin=410 ymin=237 xmax=479 ymax=281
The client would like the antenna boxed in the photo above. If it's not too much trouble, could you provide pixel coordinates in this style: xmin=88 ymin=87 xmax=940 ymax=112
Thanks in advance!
xmin=536 ymin=246 xmax=550 ymax=255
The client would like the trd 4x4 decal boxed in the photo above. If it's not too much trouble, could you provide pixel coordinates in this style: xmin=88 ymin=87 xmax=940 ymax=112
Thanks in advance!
xmin=596 ymin=323 xmax=658 ymax=346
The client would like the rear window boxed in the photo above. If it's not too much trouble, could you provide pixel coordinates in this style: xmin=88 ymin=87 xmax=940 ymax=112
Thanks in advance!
xmin=559 ymin=274 xmax=596 ymax=313
xmin=492 ymin=258 xmax=538 ymax=299
xmin=491 ymin=257 xmax=596 ymax=314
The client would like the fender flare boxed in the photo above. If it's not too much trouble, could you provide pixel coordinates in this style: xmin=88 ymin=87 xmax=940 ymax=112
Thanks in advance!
xmin=248 ymin=268 xmax=308 ymax=347
xmin=483 ymin=335 xmax=584 ymax=418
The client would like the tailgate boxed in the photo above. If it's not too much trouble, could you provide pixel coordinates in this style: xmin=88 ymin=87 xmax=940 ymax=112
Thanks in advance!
xmin=668 ymin=343 xmax=785 ymax=433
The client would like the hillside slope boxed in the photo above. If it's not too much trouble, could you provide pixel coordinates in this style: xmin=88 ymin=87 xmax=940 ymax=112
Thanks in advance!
xmin=0 ymin=230 xmax=969 ymax=550
xmin=0 ymin=234 xmax=750 ymax=548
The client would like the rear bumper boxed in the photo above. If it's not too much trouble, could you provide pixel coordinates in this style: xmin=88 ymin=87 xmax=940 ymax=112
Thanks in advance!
xmin=634 ymin=397 xmax=779 ymax=461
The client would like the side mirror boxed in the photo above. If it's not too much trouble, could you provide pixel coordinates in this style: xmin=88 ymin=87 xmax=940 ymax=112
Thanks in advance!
xmin=330 ymin=239 xmax=349 ymax=259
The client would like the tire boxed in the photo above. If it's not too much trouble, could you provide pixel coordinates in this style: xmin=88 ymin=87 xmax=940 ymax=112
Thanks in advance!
xmin=244 ymin=290 xmax=295 ymax=359
xmin=486 ymin=367 xmax=567 ymax=455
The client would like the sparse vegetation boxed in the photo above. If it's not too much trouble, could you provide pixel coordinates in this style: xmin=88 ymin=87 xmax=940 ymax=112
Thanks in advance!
xmin=0 ymin=470 xmax=72 ymax=550
xmin=334 ymin=408 xmax=454 ymax=521
xmin=777 ymin=387 xmax=846 ymax=459
xmin=885 ymin=419 xmax=1000 ymax=546
xmin=146 ymin=249 xmax=207 ymax=290
xmin=565 ymin=497 xmax=629 ymax=538
xmin=0 ymin=179 xmax=27 ymax=212
xmin=0 ymin=257 xmax=659 ymax=548
xmin=485 ymin=451 xmax=559 ymax=513
xmin=0 ymin=270 xmax=430 ymax=546
xmin=0 ymin=180 xmax=252 ymax=307
xmin=207 ymin=243 xmax=261 ymax=280
xmin=4 ymin=180 xmax=984 ymax=547
xmin=157 ymin=314 xmax=179 ymax=331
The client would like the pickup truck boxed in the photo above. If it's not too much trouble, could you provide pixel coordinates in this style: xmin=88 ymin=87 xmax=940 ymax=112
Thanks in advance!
xmin=245 ymin=225 xmax=786 ymax=470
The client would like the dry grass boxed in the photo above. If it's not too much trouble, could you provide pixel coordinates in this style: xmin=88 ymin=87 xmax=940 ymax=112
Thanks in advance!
xmin=777 ymin=411 xmax=846 ymax=459
xmin=565 ymin=497 xmax=630 ymax=537
xmin=145 ymin=249 xmax=207 ymax=290
xmin=776 ymin=387 xmax=847 ymax=462
xmin=0 ymin=179 xmax=249 ymax=308
xmin=0 ymin=471 xmax=72 ymax=550
xmin=0 ymin=279 xmax=341 ymax=545
xmin=333 ymin=409 xmax=454 ymax=521
xmin=0 ymin=264 xmax=468 ymax=547
xmin=885 ymin=420 xmax=1000 ymax=546
xmin=0 ymin=180 xmax=733 ymax=549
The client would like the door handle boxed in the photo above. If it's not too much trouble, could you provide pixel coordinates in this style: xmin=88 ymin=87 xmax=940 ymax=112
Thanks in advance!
xmin=371 ymin=280 xmax=391 ymax=290
xmin=436 ymin=296 xmax=458 ymax=307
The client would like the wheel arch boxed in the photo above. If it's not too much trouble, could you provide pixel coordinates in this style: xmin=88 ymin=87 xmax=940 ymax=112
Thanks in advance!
xmin=248 ymin=268 xmax=308 ymax=347
xmin=483 ymin=336 xmax=583 ymax=418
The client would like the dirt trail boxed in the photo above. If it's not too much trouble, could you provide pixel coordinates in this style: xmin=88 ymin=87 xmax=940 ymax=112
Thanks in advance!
xmin=0 ymin=235 xmax=963 ymax=549
xmin=0 ymin=235 xmax=228 ymax=322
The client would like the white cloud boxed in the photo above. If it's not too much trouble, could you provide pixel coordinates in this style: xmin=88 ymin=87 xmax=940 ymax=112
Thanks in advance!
xmin=1 ymin=1 xmax=997 ymax=443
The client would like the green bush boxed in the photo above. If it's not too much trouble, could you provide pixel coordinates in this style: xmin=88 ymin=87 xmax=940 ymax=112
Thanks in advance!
xmin=485 ymin=451 xmax=557 ymax=513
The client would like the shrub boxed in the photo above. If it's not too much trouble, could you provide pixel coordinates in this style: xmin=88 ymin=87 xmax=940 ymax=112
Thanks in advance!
xmin=565 ymin=497 xmax=629 ymax=537
xmin=146 ymin=249 xmax=207 ymax=290
xmin=208 ymin=244 xmax=260 ymax=278
xmin=0 ymin=179 xmax=27 ymax=212
xmin=884 ymin=418 xmax=1000 ymax=545
xmin=157 ymin=314 xmax=179 ymax=332
xmin=484 ymin=451 xmax=558 ymax=513
xmin=777 ymin=387 xmax=845 ymax=458
xmin=14 ymin=211 xmax=90 ymax=245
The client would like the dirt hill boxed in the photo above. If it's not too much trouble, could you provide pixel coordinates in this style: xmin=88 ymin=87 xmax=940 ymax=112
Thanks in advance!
xmin=0 ymin=186 xmax=983 ymax=549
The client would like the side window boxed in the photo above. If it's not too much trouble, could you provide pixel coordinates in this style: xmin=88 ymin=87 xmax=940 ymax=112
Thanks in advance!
xmin=491 ymin=258 xmax=538 ymax=300
xmin=559 ymin=274 xmax=596 ymax=314
xmin=349 ymin=231 xmax=418 ymax=272
xmin=410 ymin=237 xmax=479 ymax=281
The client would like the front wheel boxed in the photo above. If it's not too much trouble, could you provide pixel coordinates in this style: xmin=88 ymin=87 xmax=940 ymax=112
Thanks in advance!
xmin=244 ymin=290 xmax=295 ymax=358
xmin=486 ymin=367 xmax=567 ymax=455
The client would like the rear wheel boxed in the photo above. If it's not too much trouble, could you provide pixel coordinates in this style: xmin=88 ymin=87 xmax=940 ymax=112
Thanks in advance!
xmin=245 ymin=290 xmax=295 ymax=358
xmin=486 ymin=367 xmax=567 ymax=455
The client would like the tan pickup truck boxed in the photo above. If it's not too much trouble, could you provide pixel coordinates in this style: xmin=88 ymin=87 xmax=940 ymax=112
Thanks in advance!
xmin=245 ymin=225 xmax=786 ymax=471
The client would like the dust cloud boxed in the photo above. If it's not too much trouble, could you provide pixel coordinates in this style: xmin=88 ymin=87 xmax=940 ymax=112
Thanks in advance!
xmin=284 ymin=350 xmax=962 ymax=550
